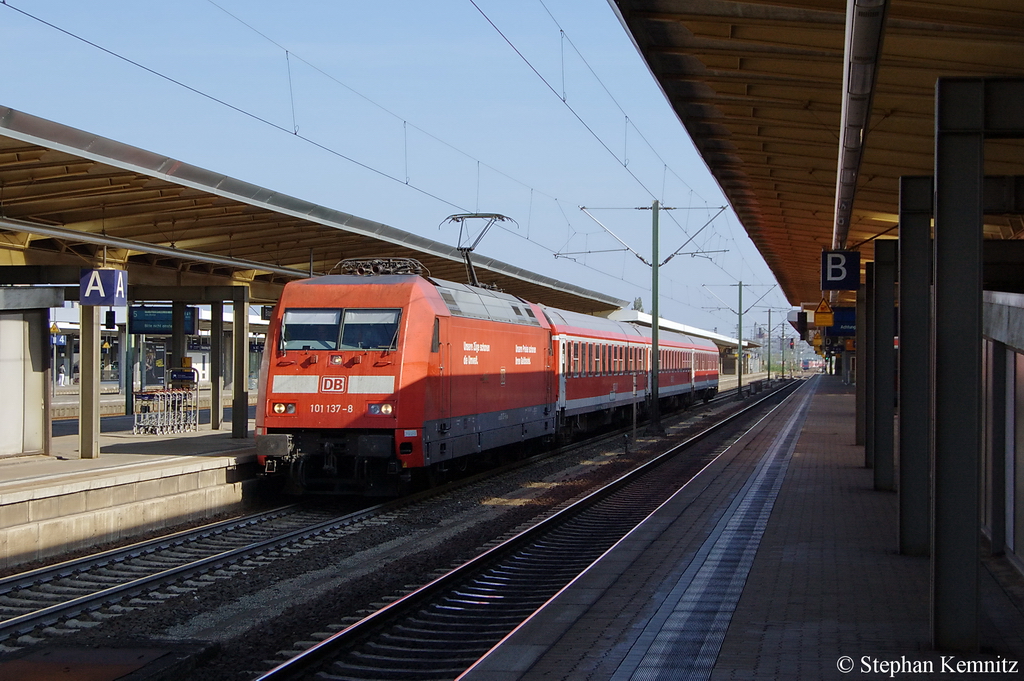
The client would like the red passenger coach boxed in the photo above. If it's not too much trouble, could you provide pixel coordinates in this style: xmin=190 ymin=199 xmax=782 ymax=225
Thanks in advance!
xmin=256 ymin=260 xmax=719 ymax=496
xmin=541 ymin=307 xmax=718 ymax=437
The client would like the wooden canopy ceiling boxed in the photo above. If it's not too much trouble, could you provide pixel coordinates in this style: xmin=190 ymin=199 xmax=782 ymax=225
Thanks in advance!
xmin=612 ymin=0 xmax=1024 ymax=306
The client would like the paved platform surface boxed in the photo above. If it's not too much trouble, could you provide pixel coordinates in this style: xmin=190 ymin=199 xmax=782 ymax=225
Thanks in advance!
xmin=462 ymin=374 xmax=1024 ymax=680
xmin=1 ymin=422 xmax=255 ymax=487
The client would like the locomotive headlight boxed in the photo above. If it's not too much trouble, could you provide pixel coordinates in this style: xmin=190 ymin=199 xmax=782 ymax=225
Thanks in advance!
xmin=368 ymin=403 xmax=394 ymax=416
xmin=272 ymin=402 xmax=296 ymax=414
xmin=329 ymin=355 xmax=344 ymax=365
xmin=380 ymin=403 xmax=394 ymax=415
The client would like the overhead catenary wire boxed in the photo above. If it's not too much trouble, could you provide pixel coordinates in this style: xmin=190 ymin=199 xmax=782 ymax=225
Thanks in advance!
xmin=205 ymin=1 xmax=747 ymax=293
xmin=2 ymin=0 xmax=782 ymax=323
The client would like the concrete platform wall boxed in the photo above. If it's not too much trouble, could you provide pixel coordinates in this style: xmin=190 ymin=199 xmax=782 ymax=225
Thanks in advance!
xmin=0 ymin=456 xmax=255 ymax=570
xmin=983 ymin=292 xmax=1024 ymax=575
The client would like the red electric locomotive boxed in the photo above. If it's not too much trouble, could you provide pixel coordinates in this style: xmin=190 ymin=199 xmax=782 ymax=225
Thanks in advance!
xmin=255 ymin=259 xmax=718 ymax=495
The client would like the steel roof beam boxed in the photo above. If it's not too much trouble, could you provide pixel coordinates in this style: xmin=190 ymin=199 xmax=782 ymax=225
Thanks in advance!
xmin=832 ymin=0 xmax=890 ymax=249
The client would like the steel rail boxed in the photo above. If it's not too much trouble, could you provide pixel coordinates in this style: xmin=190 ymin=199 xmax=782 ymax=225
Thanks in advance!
xmin=0 ymin=501 xmax=403 ymax=640
xmin=254 ymin=380 xmax=801 ymax=680
xmin=0 ymin=505 xmax=303 ymax=597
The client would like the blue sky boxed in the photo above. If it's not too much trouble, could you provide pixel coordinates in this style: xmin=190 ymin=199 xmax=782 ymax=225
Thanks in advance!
xmin=1 ymin=0 xmax=791 ymax=338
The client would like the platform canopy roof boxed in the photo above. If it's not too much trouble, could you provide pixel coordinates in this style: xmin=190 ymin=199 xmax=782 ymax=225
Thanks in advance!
xmin=612 ymin=0 xmax=1024 ymax=307
xmin=0 ymin=106 xmax=626 ymax=313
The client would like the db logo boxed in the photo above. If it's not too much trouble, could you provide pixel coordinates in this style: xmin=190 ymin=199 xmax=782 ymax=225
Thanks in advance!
xmin=320 ymin=377 xmax=346 ymax=393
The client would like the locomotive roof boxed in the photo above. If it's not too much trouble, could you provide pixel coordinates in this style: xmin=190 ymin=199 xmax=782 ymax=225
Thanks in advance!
xmin=429 ymin=278 xmax=543 ymax=328
xmin=280 ymin=274 xmax=718 ymax=350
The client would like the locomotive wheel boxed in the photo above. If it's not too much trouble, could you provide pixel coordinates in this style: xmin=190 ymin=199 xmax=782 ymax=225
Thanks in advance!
xmin=427 ymin=462 xmax=450 ymax=487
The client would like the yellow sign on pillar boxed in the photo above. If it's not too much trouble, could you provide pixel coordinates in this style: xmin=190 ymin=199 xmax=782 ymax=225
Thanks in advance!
xmin=812 ymin=331 xmax=823 ymax=347
xmin=814 ymin=298 xmax=834 ymax=327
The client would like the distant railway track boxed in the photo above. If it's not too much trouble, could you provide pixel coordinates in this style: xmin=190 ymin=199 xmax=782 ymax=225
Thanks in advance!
xmin=252 ymin=380 xmax=801 ymax=681
xmin=0 ymin=504 xmax=359 ymax=643
xmin=0 ymin=380 xmax=786 ymax=653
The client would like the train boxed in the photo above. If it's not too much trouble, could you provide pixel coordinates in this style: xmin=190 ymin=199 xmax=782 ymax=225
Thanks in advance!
xmin=255 ymin=259 xmax=719 ymax=495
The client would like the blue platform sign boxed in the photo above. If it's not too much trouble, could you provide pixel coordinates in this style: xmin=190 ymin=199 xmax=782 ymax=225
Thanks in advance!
xmin=823 ymin=307 xmax=856 ymax=336
xmin=129 ymin=306 xmax=198 ymax=335
xmin=821 ymin=251 xmax=860 ymax=291
xmin=80 ymin=269 xmax=127 ymax=306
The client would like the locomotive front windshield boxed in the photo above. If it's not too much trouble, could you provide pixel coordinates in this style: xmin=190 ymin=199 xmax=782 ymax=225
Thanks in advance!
xmin=281 ymin=308 xmax=401 ymax=351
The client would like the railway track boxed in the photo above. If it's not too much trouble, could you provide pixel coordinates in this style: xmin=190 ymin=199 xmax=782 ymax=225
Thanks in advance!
xmin=0 ymin=381 xmax=783 ymax=659
xmin=252 ymin=380 xmax=800 ymax=681
xmin=0 ymin=503 xmax=381 ymax=644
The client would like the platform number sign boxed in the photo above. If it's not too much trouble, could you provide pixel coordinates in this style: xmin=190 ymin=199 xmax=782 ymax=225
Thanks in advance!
xmin=821 ymin=251 xmax=860 ymax=291
xmin=80 ymin=269 xmax=127 ymax=306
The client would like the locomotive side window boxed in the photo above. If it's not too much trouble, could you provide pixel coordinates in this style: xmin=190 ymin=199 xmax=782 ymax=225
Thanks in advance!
xmin=340 ymin=309 xmax=402 ymax=350
xmin=282 ymin=309 xmax=341 ymax=350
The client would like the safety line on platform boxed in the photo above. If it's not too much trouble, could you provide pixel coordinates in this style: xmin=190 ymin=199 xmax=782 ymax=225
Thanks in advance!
xmin=613 ymin=377 xmax=818 ymax=681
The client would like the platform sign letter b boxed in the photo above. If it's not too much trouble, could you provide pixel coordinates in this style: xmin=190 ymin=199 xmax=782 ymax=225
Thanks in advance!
xmin=821 ymin=251 xmax=860 ymax=291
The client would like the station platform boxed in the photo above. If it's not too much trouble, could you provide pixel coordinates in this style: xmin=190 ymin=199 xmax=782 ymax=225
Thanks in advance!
xmin=0 ymin=423 xmax=258 ymax=571
xmin=461 ymin=374 xmax=1024 ymax=680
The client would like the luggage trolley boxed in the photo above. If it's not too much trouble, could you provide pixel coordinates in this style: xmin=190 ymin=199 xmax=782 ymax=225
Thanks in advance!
xmin=133 ymin=367 xmax=199 ymax=434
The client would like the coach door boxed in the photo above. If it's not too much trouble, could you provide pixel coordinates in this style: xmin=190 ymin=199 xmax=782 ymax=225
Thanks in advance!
xmin=556 ymin=338 xmax=567 ymax=409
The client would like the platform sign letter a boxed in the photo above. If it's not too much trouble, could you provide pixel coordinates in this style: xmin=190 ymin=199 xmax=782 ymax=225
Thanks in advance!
xmin=821 ymin=251 xmax=860 ymax=291
xmin=80 ymin=269 xmax=128 ymax=306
